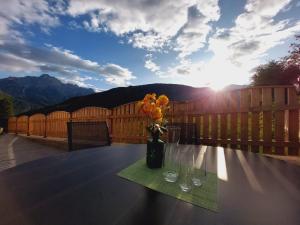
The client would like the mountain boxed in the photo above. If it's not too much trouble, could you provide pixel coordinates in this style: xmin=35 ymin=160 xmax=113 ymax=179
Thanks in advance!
xmin=0 ymin=74 xmax=94 ymax=114
xmin=23 ymin=83 xmax=220 ymax=115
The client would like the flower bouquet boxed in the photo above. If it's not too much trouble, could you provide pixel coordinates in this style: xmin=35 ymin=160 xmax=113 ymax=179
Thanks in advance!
xmin=138 ymin=93 xmax=169 ymax=168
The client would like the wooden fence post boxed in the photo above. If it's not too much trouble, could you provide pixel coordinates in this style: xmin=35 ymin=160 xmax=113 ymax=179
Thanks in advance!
xmin=229 ymin=91 xmax=238 ymax=149
xmin=27 ymin=116 xmax=30 ymax=136
xmin=15 ymin=117 xmax=17 ymax=134
xmin=274 ymin=87 xmax=285 ymax=154
xmin=250 ymin=88 xmax=261 ymax=153
xmin=240 ymin=89 xmax=249 ymax=151
xmin=219 ymin=93 xmax=228 ymax=148
xmin=44 ymin=115 xmax=47 ymax=138
xmin=287 ymin=87 xmax=299 ymax=155
xmin=262 ymin=87 xmax=272 ymax=154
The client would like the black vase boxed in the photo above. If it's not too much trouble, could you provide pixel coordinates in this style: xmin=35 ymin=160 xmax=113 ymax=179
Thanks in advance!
xmin=146 ymin=138 xmax=165 ymax=169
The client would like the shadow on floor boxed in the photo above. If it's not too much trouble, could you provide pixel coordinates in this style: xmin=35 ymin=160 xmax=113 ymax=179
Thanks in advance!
xmin=0 ymin=133 xmax=64 ymax=172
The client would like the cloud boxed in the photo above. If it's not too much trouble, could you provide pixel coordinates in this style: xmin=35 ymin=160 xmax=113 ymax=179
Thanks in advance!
xmin=144 ymin=54 xmax=161 ymax=73
xmin=155 ymin=59 xmax=227 ymax=88
xmin=67 ymin=0 xmax=298 ymax=80
xmin=57 ymin=75 xmax=99 ymax=90
xmin=169 ymin=61 xmax=196 ymax=76
xmin=0 ymin=0 xmax=299 ymax=90
xmin=145 ymin=59 xmax=160 ymax=73
xmin=40 ymin=65 xmax=102 ymax=91
xmin=206 ymin=0 xmax=300 ymax=82
xmin=0 ymin=0 xmax=60 ymax=42
xmin=174 ymin=7 xmax=211 ymax=58
xmin=68 ymin=0 xmax=192 ymax=36
xmin=82 ymin=13 xmax=103 ymax=32
xmin=0 ymin=0 xmax=135 ymax=87
xmin=68 ymin=20 xmax=82 ymax=30
xmin=157 ymin=57 xmax=249 ymax=89
xmin=48 ymin=0 xmax=68 ymax=15
xmin=39 ymin=64 xmax=79 ymax=77
xmin=0 ymin=42 xmax=135 ymax=86
xmin=211 ymin=0 xmax=299 ymax=60
xmin=1 ymin=42 xmax=99 ymax=71
xmin=0 ymin=53 xmax=101 ymax=90
xmin=175 ymin=2 xmax=220 ymax=58
xmin=67 ymin=0 xmax=220 ymax=56
xmin=158 ymin=59 xmax=201 ymax=78
xmin=101 ymin=64 xmax=135 ymax=86
xmin=155 ymin=0 xmax=300 ymax=88
xmin=0 ymin=53 xmax=38 ymax=72
xmin=244 ymin=0 xmax=291 ymax=17
xmin=128 ymin=32 xmax=170 ymax=51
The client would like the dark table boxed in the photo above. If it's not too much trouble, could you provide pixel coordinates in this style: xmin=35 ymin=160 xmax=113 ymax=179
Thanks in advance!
xmin=0 ymin=144 xmax=299 ymax=225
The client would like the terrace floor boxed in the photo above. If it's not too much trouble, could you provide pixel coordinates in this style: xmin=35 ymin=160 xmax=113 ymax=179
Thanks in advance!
xmin=264 ymin=154 xmax=300 ymax=166
xmin=0 ymin=133 xmax=299 ymax=173
xmin=0 ymin=134 xmax=64 ymax=172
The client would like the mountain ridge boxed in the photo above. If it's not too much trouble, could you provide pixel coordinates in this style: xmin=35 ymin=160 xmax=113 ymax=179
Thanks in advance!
xmin=0 ymin=74 xmax=95 ymax=114
xmin=0 ymin=74 xmax=247 ymax=116
xmin=20 ymin=82 xmax=247 ymax=115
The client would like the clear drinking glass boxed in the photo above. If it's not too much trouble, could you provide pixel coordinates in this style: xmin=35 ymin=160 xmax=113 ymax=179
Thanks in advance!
xmin=178 ymin=145 xmax=193 ymax=192
xmin=163 ymin=126 xmax=181 ymax=183
xmin=190 ymin=145 xmax=207 ymax=187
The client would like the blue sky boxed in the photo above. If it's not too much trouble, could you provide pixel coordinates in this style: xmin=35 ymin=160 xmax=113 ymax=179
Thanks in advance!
xmin=0 ymin=0 xmax=300 ymax=91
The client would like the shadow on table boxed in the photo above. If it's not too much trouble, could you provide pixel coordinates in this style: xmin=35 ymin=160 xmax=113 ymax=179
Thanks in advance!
xmin=118 ymin=188 xmax=168 ymax=225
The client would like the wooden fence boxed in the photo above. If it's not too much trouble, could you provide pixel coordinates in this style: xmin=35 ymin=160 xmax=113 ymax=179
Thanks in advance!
xmin=8 ymin=107 xmax=110 ymax=139
xmin=7 ymin=117 xmax=17 ymax=133
xmin=17 ymin=115 xmax=28 ymax=135
xmin=29 ymin=114 xmax=46 ymax=137
xmin=7 ymin=86 xmax=300 ymax=156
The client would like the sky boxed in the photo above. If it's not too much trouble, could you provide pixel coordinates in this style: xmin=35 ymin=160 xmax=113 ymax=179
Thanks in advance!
xmin=0 ymin=0 xmax=300 ymax=91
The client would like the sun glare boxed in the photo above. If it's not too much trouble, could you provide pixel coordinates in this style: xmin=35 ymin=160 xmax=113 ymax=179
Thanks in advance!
xmin=208 ymin=82 xmax=226 ymax=91
xmin=217 ymin=147 xmax=228 ymax=181
xmin=192 ymin=55 xmax=252 ymax=90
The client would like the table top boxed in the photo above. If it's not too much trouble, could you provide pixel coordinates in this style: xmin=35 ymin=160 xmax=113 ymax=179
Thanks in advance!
xmin=0 ymin=144 xmax=299 ymax=225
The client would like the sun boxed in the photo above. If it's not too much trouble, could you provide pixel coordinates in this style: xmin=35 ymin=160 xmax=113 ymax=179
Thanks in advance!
xmin=199 ymin=57 xmax=250 ymax=91
xmin=174 ymin=56 xmax=250 ymax=90
xmin=208 ymin=82 xmax=226 ymax=91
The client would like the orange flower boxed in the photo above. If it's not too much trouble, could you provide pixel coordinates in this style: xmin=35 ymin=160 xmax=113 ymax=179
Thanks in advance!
xmin=151 ymin=107 xmax=162 ymax=120
xmin=139 ymin=93 xmax=169 ymax=122
xmin=142 ymin=102 xmax=150 ymax=114
xmin=156 ymin=95 xmax=169 ymax=106
xmin=142 ymin=102 xmax=156 ymax=115
xmin=150 ymin=102 xmax=156 ymax=112
xmin=144 ymin=93 xmax=156 ymax=102
xmin=143 ymin=94 xmax=151 ymax=102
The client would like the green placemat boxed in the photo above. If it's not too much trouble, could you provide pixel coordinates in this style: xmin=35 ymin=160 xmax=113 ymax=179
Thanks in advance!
xmin=118 ymin=159 xmax=218 ymax=212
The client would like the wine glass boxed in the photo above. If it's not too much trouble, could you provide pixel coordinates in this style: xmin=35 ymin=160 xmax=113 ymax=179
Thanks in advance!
xmin=190 ymin=145 xmax=207 ymax=187
xmin=163 ymin=126 xmax=181 ymax=182
xmin=178 ymin=145 xmax=193 ymax=192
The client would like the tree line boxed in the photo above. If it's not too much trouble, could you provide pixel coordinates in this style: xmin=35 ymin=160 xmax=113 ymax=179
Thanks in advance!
xmin=251 ymin=35 xmax=300 ymax=86
xmin=0 ymin=93 xmax=13 ymax=119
